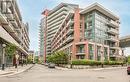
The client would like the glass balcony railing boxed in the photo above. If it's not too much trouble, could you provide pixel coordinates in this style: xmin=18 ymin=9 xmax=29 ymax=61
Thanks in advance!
xmin=106 ymin=36 xmax=118 ymax=42
xmin=107 ymin=20 xmax=119 ymax=28
xmin=76 ymin=50 xmax=85 ymax=55
xmin=107 ymin=28 xmax=118 ymax=35
xmin=66 ymin=28 xmax=74 ymax=36
xmin=67 ymin=19 xmax=74 ymax=27
xmin=66 ymin=35 xmax=74 ymax=43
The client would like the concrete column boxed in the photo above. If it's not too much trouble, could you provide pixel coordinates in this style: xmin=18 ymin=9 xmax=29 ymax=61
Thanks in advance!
xmin=107 ymin=47 xmax=110 ymax=61
xmin=94 ymin=44 xmax=97 ymax=61
xmin=85 ymin=41 xmax=88 ymax=59
xmin=72 ymin=7 xmax=80 ymax=60
xmin=74 ymin=8 xmax=80 ymax=43
xmin=72 ymin=43 xmax=76 ymax=60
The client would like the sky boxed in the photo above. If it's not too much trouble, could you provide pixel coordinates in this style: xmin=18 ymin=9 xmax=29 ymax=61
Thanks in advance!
xmin=17 ymin=0 xmax=130 ymax=55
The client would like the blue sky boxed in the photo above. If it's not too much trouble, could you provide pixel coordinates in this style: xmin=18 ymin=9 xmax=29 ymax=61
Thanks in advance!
xmin=17 ymin=0 xmax=130 ymax=53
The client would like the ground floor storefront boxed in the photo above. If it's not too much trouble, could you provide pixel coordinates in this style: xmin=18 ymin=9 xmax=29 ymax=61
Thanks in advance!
xmin=0 ymin=38 xmax=28 ymax=70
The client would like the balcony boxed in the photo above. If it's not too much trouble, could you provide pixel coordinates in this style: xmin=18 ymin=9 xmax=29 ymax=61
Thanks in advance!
xmin=107 ymin=28 xmax=118 ymax=35
xmin=107 ymin=20 xmax=119 ymax=28
xmin=66 ymin=28 xmax=74 ymax=36
xmin=87 ymin=17 xmax=92 ymax=22
xmin=67 ymin=19 xmax=74 ymax=27
xmin=5 ymin=13 xmax=14 ymax=21
xmin=110 ymin=46 xmax=119 ymax=50
xmin=66 ymin=36 xmax=74 ymax=43
xmin=10 ymin=20 xmax=18 ymax=29
xmin=106 ymin=36 xmax=118 ymax=42
xmin=76 ymin=51 xmax=85 ymax=55
xmin=48 ymin=7 xmax=67 ymax=20
xmin=0 ymin=13 xmax=8 ymax=24
xmin=87 ymin=26 xmax=92 ymax=31
xmin=48 ymin=16 xmax=65 ymax=27
xmin=12 ymin=31 xmax=21 ymax=43
xmin=48 ymin=11 xmax=67 ymax=23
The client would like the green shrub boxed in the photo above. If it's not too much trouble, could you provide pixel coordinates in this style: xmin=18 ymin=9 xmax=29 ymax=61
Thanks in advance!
xmin=72 ymin=60 xmax=124 ymax=65
xmin=46 ymin=51 xmax=69 ymax=64
xmin=72 ymin=60 xmax=102 ymax=65
xmin=128 ymin=56 xmax=130 ymax=64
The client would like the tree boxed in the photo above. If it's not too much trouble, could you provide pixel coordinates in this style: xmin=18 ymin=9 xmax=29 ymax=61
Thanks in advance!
xmin=47 ymin=51 xmax=69 ymax=65
xmin=128 ymin=55 xmax=130 ymax=64
xmin=5 ymin=43 xmax=17 ymax=65
xmin=5 ymin=43 xmax=16 ymax=58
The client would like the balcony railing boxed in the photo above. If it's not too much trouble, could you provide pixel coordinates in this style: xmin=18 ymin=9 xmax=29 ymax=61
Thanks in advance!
xmin=107 ymin=28 xmax=118 ymax=35
xmin=106 ymin=36 xmax=118 ymax=42
xmin=66 ymin=36 xmax=74 ymax=43
xmin=107 ymin=20 xmax=119 ymax=28
xmin=87 ymin=26 xmax=92 ymax=30
xmin=76 ymin=50 xmax=85 ymax=55
xmin=110 ymin=46 xmax=119 ymax=50
xmin=67 ymin=19 xmax=74 ymax=27
xmin=66 ymin=28 xmax=74 ymax=36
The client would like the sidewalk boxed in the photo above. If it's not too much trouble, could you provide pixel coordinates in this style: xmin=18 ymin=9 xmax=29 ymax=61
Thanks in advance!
xmin=0 ymin=64 xmax=34 ymax=77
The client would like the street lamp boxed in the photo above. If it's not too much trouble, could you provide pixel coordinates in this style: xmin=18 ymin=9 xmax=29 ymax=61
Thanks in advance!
xmin=70 ymin=52 xmax=72 ymax=68
xmin=101 ymin=49 xmax=104 ymax=68
xmin=15 ymin=51 xmax=19 ymax=68
xmin=2 ymin=44 xmax=6 ymax=70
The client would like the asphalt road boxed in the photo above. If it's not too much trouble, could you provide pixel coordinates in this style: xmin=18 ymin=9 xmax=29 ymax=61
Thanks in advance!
xmin=0 ymin=64 xmax=129 ymax=82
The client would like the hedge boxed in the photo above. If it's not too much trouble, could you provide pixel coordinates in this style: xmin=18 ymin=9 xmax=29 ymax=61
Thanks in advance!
xmin=72 ymin=60 xmax=124 ymax=65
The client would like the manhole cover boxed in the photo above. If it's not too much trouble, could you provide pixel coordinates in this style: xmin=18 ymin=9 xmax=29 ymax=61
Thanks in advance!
xmin=97 ymin=76 xmax=105 ymax=79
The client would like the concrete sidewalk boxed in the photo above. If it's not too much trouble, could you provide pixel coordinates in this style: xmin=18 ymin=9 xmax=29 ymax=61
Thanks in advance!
xmin=0 ymin=64 xmax=34 ymax=77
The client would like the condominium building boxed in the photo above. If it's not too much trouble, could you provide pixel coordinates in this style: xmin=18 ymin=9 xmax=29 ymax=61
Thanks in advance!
xmin=41 ymin=3 xmax=121 ymax=62
xmin=39 ymin=18 xmax=45 ymax=56
xmin=0 ymin=0 xmax=30 ymax=66
xmin=28 ymin=50 xmax=35 ymax=63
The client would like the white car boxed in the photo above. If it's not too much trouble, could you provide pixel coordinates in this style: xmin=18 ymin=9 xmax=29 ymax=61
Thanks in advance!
xmin=48 ymin=63 xmax=55 ymax=68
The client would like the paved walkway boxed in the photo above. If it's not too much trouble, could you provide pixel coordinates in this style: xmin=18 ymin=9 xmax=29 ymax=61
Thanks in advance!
xmin=0 ymin=64 xmax=34 ymax=77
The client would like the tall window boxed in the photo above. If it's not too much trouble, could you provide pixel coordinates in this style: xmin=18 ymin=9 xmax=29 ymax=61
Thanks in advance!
xmin=89 ymin=44 xmax=94 ymax=60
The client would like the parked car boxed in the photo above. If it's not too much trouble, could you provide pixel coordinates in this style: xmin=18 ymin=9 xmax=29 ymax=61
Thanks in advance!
xmin=44 ymin=63 xmax=49 ymax=66
xmin=41 ymin=63 xmax=44 ymax=65
xmin=48 ymin=63 xmax=55 ymax=68
xmin=127 ymin=65 xmax=130 ymax=75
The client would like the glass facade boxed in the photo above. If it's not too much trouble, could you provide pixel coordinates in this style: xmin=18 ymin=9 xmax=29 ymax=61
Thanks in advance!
xmin=83 ymin=10 xmax=118 ymax=61
xmin=97 ymin=46 xmax=101 ymax=61
xmin=95 ymin=11 xmax=108 ymax=44
xmin=84 ymin=11 xmax=95 ymax=42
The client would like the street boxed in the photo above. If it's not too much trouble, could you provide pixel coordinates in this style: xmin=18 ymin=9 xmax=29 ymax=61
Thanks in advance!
xmin=0 ymin=64 xmax=129 ymax=82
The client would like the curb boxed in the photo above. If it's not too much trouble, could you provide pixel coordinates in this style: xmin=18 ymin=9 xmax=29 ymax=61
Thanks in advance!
xmin=55 ymin=66 xmax=72 ymax=70
xmin=55 ymin=66 xmax=126 ymax=71
xmin=22 ymin=64 xmax=35 ymax=72
xmin=0 ymin=64 xmax=34 ymax=77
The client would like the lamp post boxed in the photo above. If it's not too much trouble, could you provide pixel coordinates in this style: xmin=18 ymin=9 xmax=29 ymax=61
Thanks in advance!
xmin=70 ymin=52 xmax=72 ymax=68
xmin=2 ymin=44 xmax=6 ymax=70
xmin=15 ymin=51 xmax=19 ymax=68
